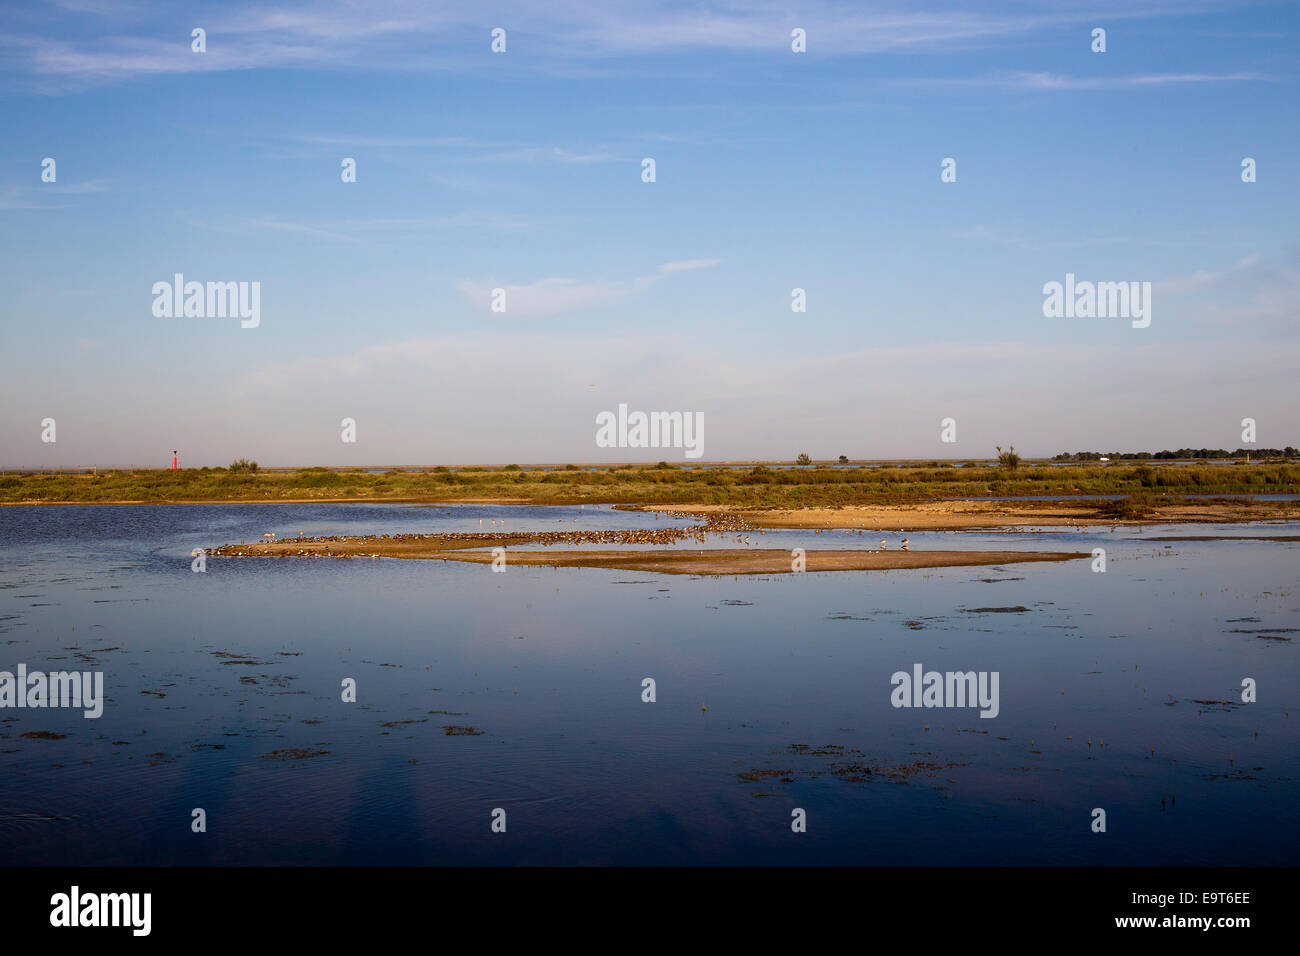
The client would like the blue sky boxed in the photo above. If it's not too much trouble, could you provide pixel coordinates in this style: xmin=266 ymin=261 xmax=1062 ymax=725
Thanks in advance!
xmin=1 ymin=0 xmax=1297 ymax=466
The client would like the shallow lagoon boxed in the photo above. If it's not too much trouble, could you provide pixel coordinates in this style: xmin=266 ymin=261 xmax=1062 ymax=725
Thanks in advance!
xmin=0 ymin=503 xmax=1295 ymax=865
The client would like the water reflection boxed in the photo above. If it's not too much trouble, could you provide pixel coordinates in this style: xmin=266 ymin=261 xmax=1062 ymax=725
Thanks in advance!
xmin=0 ymin=504 xmax=1295 ymax=865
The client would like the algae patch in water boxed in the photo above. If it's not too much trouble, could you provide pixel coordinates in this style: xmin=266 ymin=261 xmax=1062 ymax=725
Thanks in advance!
xmin=259 ymin=748 xmax=330 ymax=760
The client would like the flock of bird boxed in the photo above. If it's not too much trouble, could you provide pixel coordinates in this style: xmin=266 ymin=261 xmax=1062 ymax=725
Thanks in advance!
xmin=215 ymin=528 xmax=923 ymax=559
xmin=809 ymin=527 xmax=912 ymax=550
xmin=211 ymin=510 xmax=772 ymax=559
xmin=201 ymin=507 xmax=1106 ymax=560
xmin=212 ymin=515 xmax=1113 ymax=563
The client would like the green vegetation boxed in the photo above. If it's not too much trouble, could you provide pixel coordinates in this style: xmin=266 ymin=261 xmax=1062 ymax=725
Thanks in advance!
xmin=3 ymin=461 xmax=1299 ymax=508
xmin=1055 ymin=447 xmax=1299 ymax=460
xmin=228 ymin=458 xmax=259 ymax=473
xmin=996 ymin=445 xmax=1020 ymax=470
xmin=1096 ymin=494 xmax=1158 ymax=520
xmin=796 ymin=453 xmax=812 ymax=465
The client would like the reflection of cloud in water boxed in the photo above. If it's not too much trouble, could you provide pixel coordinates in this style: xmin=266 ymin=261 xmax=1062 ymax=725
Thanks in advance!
xmin=0 ymin=504 xmax=1296 ymax=865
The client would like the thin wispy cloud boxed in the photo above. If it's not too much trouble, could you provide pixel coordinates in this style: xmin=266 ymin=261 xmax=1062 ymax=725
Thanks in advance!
xmin=1 ymin=0 xmax=1259 ymax=91
xmin=211 ymin=330 xmax=1300 ymax=463
xmin=1154 ymin=252 xmax=1300 ymax=331
xmin=0 ymin=188 xmax=58 ymax=210
xmin=255 ymin=130 xmax=629 ymax=170
xmin=235 ymin=217 xmax=365 ymax=244
xmin=906 ymin=70 xmax=1273 ymax=92
xmin=1157 ymin=254 xmax=1263 ymax=294
xmin=950 ymin=226 xmax=1220 ymax=250
xmin=52 ymin=178 xmax=110 ymax=194
xmin=659 ymin=259 xmax=723 ymax=273
xmin=0 ymin=180 xmax=105 ymax=209
xmin=218 ymin=211 xmax=550 ymax=244
xmin=475 ymin=146 xmax=625 ymax=165
xmin=287 ymin=134 xmax=482 ymax=149
xmin=458 ymin=259 xmax=722 ymax=318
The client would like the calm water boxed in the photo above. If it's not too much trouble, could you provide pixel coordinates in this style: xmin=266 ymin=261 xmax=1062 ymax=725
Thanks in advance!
xmin=0 ymin=503 xmax=1295 ymax=865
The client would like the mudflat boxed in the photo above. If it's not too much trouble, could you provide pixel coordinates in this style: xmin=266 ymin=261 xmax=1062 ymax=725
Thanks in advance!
xmin=424 ymin=548 xmax=1089 ymax=575
xmin=639 ymin=499 xmax=1296 ymax=531
xmin=209 ymin=535 xmax=1088 ymax=575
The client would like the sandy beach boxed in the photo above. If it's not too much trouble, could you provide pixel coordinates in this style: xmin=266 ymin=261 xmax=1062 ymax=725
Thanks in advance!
xmin=636 ymin=499 xmax=1297 ymax=531
xmin=209 ymin=533 xmax=1088 ymax=575
xmin=421 ymin=548 xmax=1089 ymax=575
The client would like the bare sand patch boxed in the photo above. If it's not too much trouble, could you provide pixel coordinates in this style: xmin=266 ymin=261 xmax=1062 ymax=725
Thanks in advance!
xmin=212 ymin=537 xmax=1087 ymax=575
xmin=633 ymin=500 xmax=1294 ymax=531
xmin=427 ymin=548 xmax=1086 ymax=575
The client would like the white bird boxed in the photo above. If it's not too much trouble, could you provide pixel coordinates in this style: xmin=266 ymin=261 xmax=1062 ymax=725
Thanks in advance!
xmin=880 ymin=538 xmax=888 ymax=551
xmin=901 ymin=538 xmax=910 ymax=550
xmin=263 ymin=532 xmax=276 ymax=542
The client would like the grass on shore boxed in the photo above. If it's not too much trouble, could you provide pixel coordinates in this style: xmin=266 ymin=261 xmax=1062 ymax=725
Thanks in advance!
xmin=3 ymin=461 xmax=1299 ymax=507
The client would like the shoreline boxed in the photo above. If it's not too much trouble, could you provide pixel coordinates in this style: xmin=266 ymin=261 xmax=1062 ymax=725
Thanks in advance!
xmin=6 ymin=496 xmax=1296 ymax=530
xmin=0 ymin=496 xmax=538 ymax=507
xmin=206 ymin=521 xmax=1089 ymax=575
xmin=419 ymin=548 xmax=1089 ymax=575
xmin=209 ymin=537 xmax=1090 ymax=575
xmin=639 ymin=500 xmax=1298 ymax=531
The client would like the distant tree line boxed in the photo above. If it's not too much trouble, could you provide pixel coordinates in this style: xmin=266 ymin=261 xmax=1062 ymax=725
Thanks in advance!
xmin=1053 ymin=447 xmax=1299 ymax=461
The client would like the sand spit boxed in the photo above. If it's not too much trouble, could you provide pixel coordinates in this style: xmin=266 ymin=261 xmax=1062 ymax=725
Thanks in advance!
xmin=636 ymin=500 xmax=1295 ymax=531
xmin=1136 ymin=534 xmax=1300 ymax=542
xmin=423 ymin=548 xmax=1088 ymax=575
xmin=209 ymin=530 xmax=1087 ymax=575
xmin=209 ymin=511 xmax=755 ymax=559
